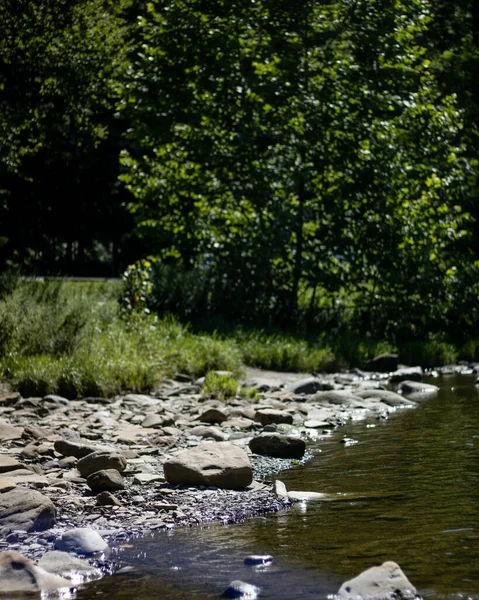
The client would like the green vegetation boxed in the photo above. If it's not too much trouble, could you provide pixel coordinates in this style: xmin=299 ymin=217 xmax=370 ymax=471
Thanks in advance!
xmin=1 ymin=0 xmax=478 ymax=369
xmin=0 ymin=280 xmax=477 ymax=398
xmin=201 ymin=372 xmax=240 ymax=402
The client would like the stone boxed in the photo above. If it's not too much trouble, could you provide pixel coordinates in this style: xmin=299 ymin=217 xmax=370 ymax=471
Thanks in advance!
xmin=310 ymin=390 xmax=365 ymax=407
xmin=164 ymin=442 xmax=252 ymax=489
xmin=0 ymin=417 xmax=23 ymax=440
xmin=96 ymin=491 xmax=122 ymax=506
xmin=189 ymin=424 xmax=229 ymax=441
xmin=54 ymin=528 xmax=110 ymax=556
xmin=354 ymin=389 xmax=418 ymax=408
xmin=86 ymin=469 xmax=125 ymax=493
xmin=244 ymin=555 xmax=273 ymax=566
xmin=54 ymin=438 xmax=101 ymax=459
xmin=389 ymin=366 xmax=423 ymax=383
xmin=198 ymin=407 xmax=229 ymax=424
xmin=338 ymin=561 xmax=417 ymax=599
xmin=254 ymin=409 xmax=294 ymax=425
xmin=0 ymin=551 xmax=72 ymax=592
xmin=274 ymin=480 xmax=288 ymax=499
xmin=38 ymin=550 xmax=102 ymax=583
xmin=141 ymin=414 xmax=175 ymax=428
xmin=0 ymin=488 xmax=56 ymax=532
xmin=366 ymin=353 xmax=399 ymax=373
xmin=76 ymin=451 xmax=127 ymax=478
xmin=43 ymin=394 xmax=71 ymax=407
xmin=284 ymin=377 xmax=324 ymax=395
xmin=0 ymin=478 xmax=17 ymax=493
xmin=397 ymin=380 xmax=439 ymax=397
xmin=221 ymin=580 xmax=260 ymax=599
xmin=0 ymin=455 xmax=23 ymax=473
xmin=249 ymin=433 xmax=306 ymax=459
xmin=0 ymin=392 xmax=21 ymax=406
xmin=287 ymin=491 xmax=328 ymax=501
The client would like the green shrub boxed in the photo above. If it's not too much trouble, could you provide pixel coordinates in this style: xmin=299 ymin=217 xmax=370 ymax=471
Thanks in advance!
xmin=201 ymin=371 xmax=239 ymax=401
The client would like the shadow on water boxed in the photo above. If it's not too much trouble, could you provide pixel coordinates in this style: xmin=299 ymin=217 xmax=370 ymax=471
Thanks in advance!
xmin=77 ymin=375 xmax=479 ymax=600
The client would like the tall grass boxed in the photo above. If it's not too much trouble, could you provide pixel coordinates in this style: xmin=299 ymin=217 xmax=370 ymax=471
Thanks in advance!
xmin=0 ymin=278 xmax=477 ymax=398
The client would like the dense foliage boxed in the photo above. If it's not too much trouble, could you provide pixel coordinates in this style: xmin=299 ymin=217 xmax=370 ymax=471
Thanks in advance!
xmin=1 ymin=0 xmax=478 ymax=342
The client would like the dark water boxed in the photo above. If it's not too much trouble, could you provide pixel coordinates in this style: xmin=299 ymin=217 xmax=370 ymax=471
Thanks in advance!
xmin=77 ymin=375 xmax=479 ymax=600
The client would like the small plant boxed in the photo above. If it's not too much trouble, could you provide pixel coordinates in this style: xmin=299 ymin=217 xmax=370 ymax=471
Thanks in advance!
xmin=201 ymin=371 xmax=239 ymax=401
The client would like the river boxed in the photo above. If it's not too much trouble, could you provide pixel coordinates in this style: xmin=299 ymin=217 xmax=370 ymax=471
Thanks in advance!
xmin=76 ymin=373 xmax=479 ymax=600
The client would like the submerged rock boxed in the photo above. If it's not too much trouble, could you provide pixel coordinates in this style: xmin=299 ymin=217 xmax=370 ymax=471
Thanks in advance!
xmin=338 ymin=561 xmax=418 ymax=599
xmin=221 ymin=579 xmax=261 ymax=598
xmin=38 ymin=550 xmax=102 ymax=584
xmin=397 ymin=380 xmax=439 ymax=397
xmin=0 ymin=550 xmax=71 ymax=592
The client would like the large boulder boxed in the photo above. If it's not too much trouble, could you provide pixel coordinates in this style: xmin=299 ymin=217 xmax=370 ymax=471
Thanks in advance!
xmin=164 ymin=443 xmax=252 ymax=489
xmin=249 ymin=433 xmax=306 ymax=459
xmin=0 ymin=488 xmax=56 ymax=533
xmin=338 ymin=561 xmax=417 ymax=599
xmin=0 ymin=551 xmax=71 ymax=592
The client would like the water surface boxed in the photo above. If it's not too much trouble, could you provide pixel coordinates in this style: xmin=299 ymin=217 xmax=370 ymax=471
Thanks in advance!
xmin=77 ymin=374 xmax=479 ymax=599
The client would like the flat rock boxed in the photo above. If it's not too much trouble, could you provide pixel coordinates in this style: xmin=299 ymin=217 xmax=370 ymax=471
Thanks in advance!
xmin=397 ymin=380 xmax=439 ymax=397
xmin=54 ymin=439 xmax=102 ymax=459
xmin=164 ymin=443 xmax=252 ymax=489
xmin=249 ymin=433 xmax=306 ymax=459
xmin=0 ymin=455 xmax=23 ymax=473
xmin=0 ymin=551 xmax=71 ymax=592
xmin=353 ymin=389 xmax=417 ymax=407
xmin=0 ymin=417 xmax=23 ymax=440
xmin=310 ymin=390 xmax=365 ymax=408
xmin=76 ymin=451 xmax=127 ymax=478
xmin=389 ymin=366 xmax=423 ymax=383
xmin=54 ymin=528 xmax=110 ymax=556
xmin=338 ymin=561 xmax=417 ymax=599
xmin=189 ymin=424 xmax=229 ymax=441
xmin=284 ymin=377 xmax=325 ymax=395
xmin=0 ymin=487 xmax=56 ymax=533
xmin=0 ymin=478 xmax=17 ymax=493
xmin=38 ymin=550 xmax=102 ymax=582
xmin=254 ymin=409 xmax=293 ymax=425
xmin=287 ymin=491 xmax=328 ymax=502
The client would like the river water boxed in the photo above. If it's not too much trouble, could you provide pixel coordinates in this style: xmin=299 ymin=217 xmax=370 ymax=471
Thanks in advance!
xmin=77 ymin=374 xmax=479 ymax=600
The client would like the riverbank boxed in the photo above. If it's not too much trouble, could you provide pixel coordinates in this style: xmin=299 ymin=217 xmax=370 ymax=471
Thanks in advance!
xmin=0 ymin=363 xmax=476 ymax=592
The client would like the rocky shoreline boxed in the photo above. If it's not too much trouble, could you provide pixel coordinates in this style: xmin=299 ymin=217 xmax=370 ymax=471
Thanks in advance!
xmin=0 ymin=360 xmax=476 ymax=594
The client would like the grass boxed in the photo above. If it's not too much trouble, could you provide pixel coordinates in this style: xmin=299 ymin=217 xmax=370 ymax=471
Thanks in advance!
xmin=0 ymin=278 xmax=478 ymax=398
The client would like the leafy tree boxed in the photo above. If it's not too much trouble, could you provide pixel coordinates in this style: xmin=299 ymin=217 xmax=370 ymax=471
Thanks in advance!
xmin=119 ymin=0 xmax=473 ymax=336
xmin=0 ymin=0 xmax=140 ymax=274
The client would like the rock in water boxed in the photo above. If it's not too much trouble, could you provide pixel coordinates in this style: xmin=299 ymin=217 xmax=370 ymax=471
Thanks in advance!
xmin=338 ymin=561 xmax=417 ymax=599
xmin=249 ymin=433 xmax=306 ymax=459
xmin=0 ymin=551 xmax=71 ymax=592
xmin=54 ymin=528 xmax=110 ymax=557
xmin=164 ymin=443 xmax=252 ymax=489
xmin=221 ymin=580 xmax=260 ymax=598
